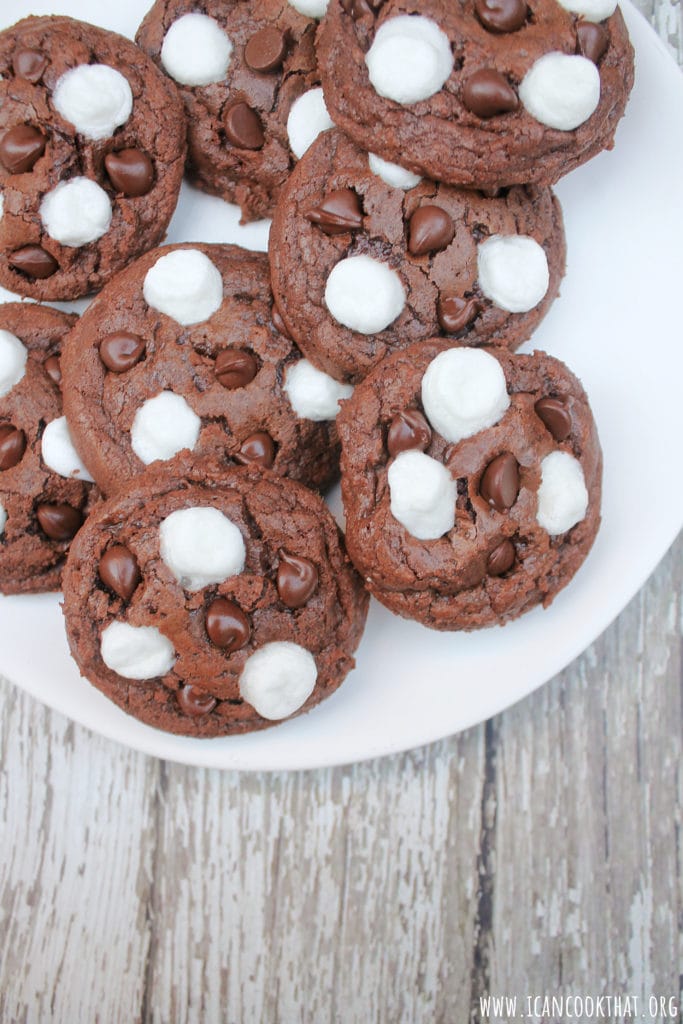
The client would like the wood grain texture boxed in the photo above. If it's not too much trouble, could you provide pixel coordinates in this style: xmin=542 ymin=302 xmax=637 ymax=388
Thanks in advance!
xmin=1 ymin=3 xmax=682 ymax=1020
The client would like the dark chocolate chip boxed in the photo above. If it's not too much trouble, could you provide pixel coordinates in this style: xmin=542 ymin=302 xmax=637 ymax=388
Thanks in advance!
xmin=462 ymin=69 xmax=519 ymax=118
xmin=244 ymin=27 xmax=288 ymax=72
xmin=474 ymin=0 xmax=527 ymax=33
xmin=104 ymin=149 xmax=155 ymax=197
xmin=99 ymin=332 xmax=146 ymax=373
xmin=234 ymin=432 xmax=275 ymax=468
xmin=36 ymin=503 xmax=82 ymax=541
xmin=215 ymin=349 xmax=258 ymax=389
xmin=480 ymin=452 xmax=520 ymax=511
xmin=387 ymin=409 xmax=432 ymax=457
xmin=0 ymin=125 xmax=46 ymax=174
xmin=306 ymin=189 xmax=363 ymax=235
xmin=177 ymin=685 xmax=218 ymax=717
xmin=437 ymin=295 xmax=480 ymax=333
xmin=577 ymin=21 xmax=609 ymax=64
xmin=98 ymin=544 xmax=141 ymax=602
xmin=277 ymin=550 xmax=319 ymax=609
xmin=487 ymin=538 xmax=516 ymax=576
xmin=272 ymin=304 xmax=291 ymax=338
xmin=44 ymin=355 xmax=62 ymax=387
xmin=408 ymin=206 xmax=455 ymax=256
xmin=13 ymin=49 xmax=48 ymax=83
xmin=534 ymin=397 xmax=572 ymax=442
xmin=0 ymin=425 xmax=26 ymax=470
xmin=224 ymin=103 xmax=265 ymax=150
xmin=205 ymin=597 xmax=251 ymax=651
xmin=8 ymin=246 xmax=58 ymax=280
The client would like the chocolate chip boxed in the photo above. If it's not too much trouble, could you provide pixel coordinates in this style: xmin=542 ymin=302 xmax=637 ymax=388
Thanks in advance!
xmin=215 ymin=349 xmax=258 ymax=389
xmin=244 ymin=27 xmax=288 ymax=72
xmin=98 ymin=544 xmax=140 ymax=602
xmin=534 ymin=397 xmax=572 ymax=442
xmin=44 ymin=355 xmax=62 ymax=387
xmin=480 ymin=453 xmax=520 ymax=511
xmin=36 ymin=503 xmax=82 ymax=541
xmin=0 ymin=125 xmax=46 ymax=175
xmin=0 ymin=425 xmax=26 ymax=470
xmin=13 ymin=49 xmax=48 ymax=83
xmin=272 ymin=304 xmax=291 ymax=338
xmin=205 ymin=597 xmax=251 ymax=651
xmin=105 ymin=149 xmax=155 ymax=197
xmin=487 ymin=538 xmax=516 ymax=576
xmin=577 ymin=21 xmax=609 ymax=64
xmin=99 ymin=332 xmax=146 ymax=373
xmin=306 ymin=189 xmax=363 ymax=235
xmin=224 ymin=103 xmax=265 ymax=150
xmin=277 ymin=550 xmax=319 ymax=609
xmin=462 ymin=69 xmax=519 ymax=118
xmin=437 ymin=295 xmax=480 ymax=333
xmin=234 ymin=432 xmax=275 ymax=468
xmin=387 ymin=409 xmax=432 ymax=457
xmin=474 ymin=0 xmax=527 ymax=33
xmin=408 ymin=206 xmax=455 ymax=256
xmin=341 ymin=0 xmax=376 ymax=16
xmin=177 ymin=685 xmax=218 ymax=717
xmin=8 ymin=246 xmax=58 ymax=280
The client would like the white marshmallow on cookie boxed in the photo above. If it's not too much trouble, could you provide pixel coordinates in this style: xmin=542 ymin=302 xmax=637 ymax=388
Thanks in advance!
xmin=0 ymin=501 xmax=7 ymax=537
xmin=40 ymin=178 xmax=112 ymax=248
xmin=143 ymin=249 xmax=223 ymax=326
xmin=130 ymin=391 xmax=201 ymax=465
xmin=284 ymin=360 xmax=354 ymax=421
xmin=100 ymin=621 xmax=176 ymax=680
xmin=556 ymin=0 xmax=617 ymax=21
xmin=368 ymin=153 xmax=422 ymax=190
xmin=421 ymin=348 xmax=510 ymax=445
xmin=477 ymin=235 xmax=550 ymax=313
xmin=288 ymin=0 xmax=329 ymax=17
xmin=365 ymin=15 xmax=454 ymax=105
xmin=239 ymin=641 xmax=318 ymax=720
xmin=52 ymin=64 xmax=133 ymax=140
xmin=161 ymin=13 xmax=233 ymax=86
xmin=388 ymin=450 xmax=456 ymax=540
xmin=159 ymin=506 xmax=246 ymax=591
xmin=41 ymin=416 xmax=94 ymax=482
xmin=287 ymin=88 xmax=335 ymax=159
xmin=519 ymin=53 xmax=600 ymax=131
xmin=325 ymin=254 xmax=405 ymax=334
xmin=536 ymin=450 xmax=588 ymax=535
xmin=0 ymin=330 xmax=27 ymax=397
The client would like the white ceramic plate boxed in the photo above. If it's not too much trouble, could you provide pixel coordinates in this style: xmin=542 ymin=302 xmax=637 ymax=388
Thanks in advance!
xmin=1 ymin=0 xmax=681 ymax=770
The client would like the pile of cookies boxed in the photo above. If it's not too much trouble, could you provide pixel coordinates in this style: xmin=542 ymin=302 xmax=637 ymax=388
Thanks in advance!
xmin=0 ymin=1 xmax=634 ymax=738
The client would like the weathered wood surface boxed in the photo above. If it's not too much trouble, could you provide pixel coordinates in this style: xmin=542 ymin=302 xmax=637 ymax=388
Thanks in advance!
xmin=1 ymin=3 xmax=682 ymax=1021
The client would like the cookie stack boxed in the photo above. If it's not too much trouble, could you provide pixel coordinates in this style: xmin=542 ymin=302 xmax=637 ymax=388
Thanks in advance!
xmin=0 ymin=1 xmax=634 ymax=738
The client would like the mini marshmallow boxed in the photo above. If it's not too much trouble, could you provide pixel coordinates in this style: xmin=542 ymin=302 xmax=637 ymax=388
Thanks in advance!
xmin=556 ymin=0 xmax=617 ymax=20
xmin=287 ymin=88 xmax=334 ymax=159
xmin=284 ymin=360 xmax=354 ymax=421
xmin=536 ymin=450 xmax=588 ymax=535
xmin=421 ymin=348 xmax=510 ymax=445
xmin=161 ymin=13 xmax=232 ymax=86
xmin=131 ymin=391 xmax=201 ymax=465
xmin=477 ymin=235 xmax=550 ymax=314
xmin=100 ymin=622 xmax=176 ymax=680
xmin=325 ymin=255 xmax=405 ymax=335
xmin=143 ymin=249 xmax=223 ymax=326
xmin=519 ymin=53 xmax=600 ymax=132
xmin=368 ymin=153 xmax=422 ymax=190
xmin=365 ymin=15 xmax=454 ymax=105
xmin=0 ymin=330 xmax=28 ymax=397
xmin=239 ymin=642 xmax=318 ymax=720
xmin=41 ymin=416 xmax=95 ymax=482
xmin=40 ymin=177 xmax=112 ymax=248
xmin=0 ymin=192 xmax=4 ymax=219
xmin=52 ymin=64 xmax=133 ymax=141
xmin=159 ymin=506 xmax=246 ymax=591
xmin=288 ymin=0 xmax=329 ymax=16
xmin=0 ymin=501 xmax=7 ymax=537
xmin=388 ymin=450 xmax=456 ymax=540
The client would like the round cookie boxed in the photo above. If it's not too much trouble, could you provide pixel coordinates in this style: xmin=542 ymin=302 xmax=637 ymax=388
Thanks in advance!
xmin=62 ymin=462 xmax=369 ymax=738
xmin=0 ymin=302 xmax=98 ymax=595
xmin=136 ymin=0 xmax=334 ymax=222
xmin=270 ymin=129 xmax=565 ymax=384
xmin=337 ymin=340 xmax=602 ymax=630
xmin=0 ymin=16 xmax=186 ymax=301
xmin=61 ymin=243 xmax=351 ymax=496
xmin=317 ymin=0 xmax=634 ymax=190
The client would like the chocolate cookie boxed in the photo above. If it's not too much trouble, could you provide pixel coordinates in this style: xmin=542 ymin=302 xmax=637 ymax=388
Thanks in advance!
xmin=0 ymin=16 xmax=186 ymax=301
xmin=136 ymin=0 xmax=334 ymax=222
xmin=317 ymin=0 xmax=634 ymax=190
xmin=0 ymin=302 xmax=99 ymax=595
xmin=338 ymin=340 xmax=602 ymax=629
xmin=61 ymin=243 xmax=351 ymax=496
xmin=62 ymin=461 xmax=368 ymax=738
xmin=269 ymin=130 xmax=565 ymax=384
